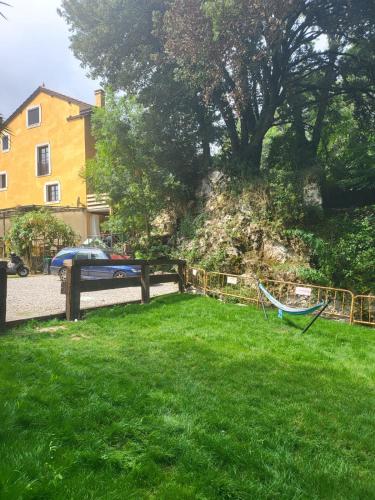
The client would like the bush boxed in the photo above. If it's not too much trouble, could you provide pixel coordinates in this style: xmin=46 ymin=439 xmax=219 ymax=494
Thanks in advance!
xmin=177 ymin=212 xmax=207 ymax=240
xmin=199 ymin=248 xmax=228 ymax=272
xmin=325 ymin=210 xmax=375 ymax=293
xmin=7 ymin=209 xmax=77 ymax=261
xmin=295 ymin=267 xmax=331 ymax=286
xmin=285 ymin=208 xmax=375 ymax=293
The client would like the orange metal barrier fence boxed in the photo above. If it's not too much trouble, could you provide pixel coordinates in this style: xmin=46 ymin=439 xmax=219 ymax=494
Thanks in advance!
xmin=261 ymin=279 xmax=354 ymax=322
xmin=186 ymin=267 xmax=375 ymax=327
xmin=205 ymin=271 xmax=259 ymax=304
xmin=353 ymin=295 xmax=375 ymax=326
xmin=186 ymin=267 xmax=207 ymax=292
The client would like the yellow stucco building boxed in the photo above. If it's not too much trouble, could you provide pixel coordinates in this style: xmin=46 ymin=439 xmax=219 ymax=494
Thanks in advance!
xmin=0 ymin=86 xmax=109 ymax=241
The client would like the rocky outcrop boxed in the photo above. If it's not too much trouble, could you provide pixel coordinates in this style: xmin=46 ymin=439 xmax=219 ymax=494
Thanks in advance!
xmin=179 ymin=177 xmax=311 ymax=280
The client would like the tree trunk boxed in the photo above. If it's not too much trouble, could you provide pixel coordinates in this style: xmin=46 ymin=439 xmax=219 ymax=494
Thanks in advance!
xmin=243 ymin=142 xmax=263 ymax=174
xmin=311 ymin=39 xmax=338 ymax=154
xmin=214 ymin=92 xmax=241 ymax=158
xmin=144 ymin=216 xmax=151 ymax=244
xmin=195 ymin=100 xmax=212 ymax=171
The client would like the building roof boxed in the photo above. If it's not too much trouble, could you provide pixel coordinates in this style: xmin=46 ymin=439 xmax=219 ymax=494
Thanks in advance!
xmin=3 ymin=86 xmax=93 ymax=127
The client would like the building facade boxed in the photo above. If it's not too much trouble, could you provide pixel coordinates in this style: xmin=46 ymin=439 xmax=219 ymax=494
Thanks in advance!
xmin=0 ymin=86 xmax=109 ymax=243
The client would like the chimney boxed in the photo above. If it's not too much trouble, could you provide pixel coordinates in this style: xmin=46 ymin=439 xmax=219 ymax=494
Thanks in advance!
xmin=95 ymin=89 xmax=105 ymax=108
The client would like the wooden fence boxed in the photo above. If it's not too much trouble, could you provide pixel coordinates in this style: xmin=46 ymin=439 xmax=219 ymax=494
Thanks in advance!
xmin=0 ymin=262 xmax=7 ymax=329
xmin=0 ymin=258 xmax=185 ymax=330
xmin=62 ymin=258 xmax=186 ymax=321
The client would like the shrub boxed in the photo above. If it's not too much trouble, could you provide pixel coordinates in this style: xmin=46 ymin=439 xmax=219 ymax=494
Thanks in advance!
xmin=6 ymin=209 xmax=77 ymax=261
xmin=325 ymin=211 xmax=375 ymax=293
xmin=285 ymin=208 xmax=375 ymax=293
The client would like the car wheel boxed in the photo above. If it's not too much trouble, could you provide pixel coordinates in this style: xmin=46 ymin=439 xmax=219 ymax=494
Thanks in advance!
xmin=113 ymin=270 xmax=127 ymax=279
xmin=59 ymin=267 xmax=67 ymax=282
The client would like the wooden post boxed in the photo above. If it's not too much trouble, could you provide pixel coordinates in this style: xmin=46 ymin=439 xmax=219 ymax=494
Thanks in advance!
xmin=65 ymin=259 xmax=81 ymax=321
xmin=141 ymin=263 xmax=150 ymax=304
xmin=0 ymin=261 xmax=7 ymax=331
xmin=178 ymin=260 xmax=186 ymax=293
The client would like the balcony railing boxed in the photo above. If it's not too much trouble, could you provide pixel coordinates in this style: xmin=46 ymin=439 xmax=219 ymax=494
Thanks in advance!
xmin=86 ymin=193 xmax=110 ymax=213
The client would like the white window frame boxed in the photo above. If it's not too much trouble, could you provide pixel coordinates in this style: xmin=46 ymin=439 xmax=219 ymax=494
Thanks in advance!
xmin=0 ymin=171 xmax=8 ymax=191
xmin=35 ymin=142 xmax=51 ymax=177
xmin=44 ymin=181 xmax=61 ymax=204
xmin=1 ymin=133 xmax=10 ymax=153
xmin=26 ymin=105 xmax=42 ymax=128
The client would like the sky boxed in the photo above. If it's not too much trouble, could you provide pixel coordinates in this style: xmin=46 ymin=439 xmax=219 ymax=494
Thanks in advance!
xmin=0 ymin=0 xmax=100 ymax=119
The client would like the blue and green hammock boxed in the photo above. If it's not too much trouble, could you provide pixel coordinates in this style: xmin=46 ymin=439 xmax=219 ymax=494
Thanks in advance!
xmin=258 ymin=282 xmax=330 ymax=333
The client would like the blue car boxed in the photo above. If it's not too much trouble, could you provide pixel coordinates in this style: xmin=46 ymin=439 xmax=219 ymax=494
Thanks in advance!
xmin=50 ymin=247 xmax=141 ymax=281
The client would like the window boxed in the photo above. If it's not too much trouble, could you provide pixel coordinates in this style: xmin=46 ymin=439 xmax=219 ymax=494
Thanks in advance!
xmin=1 ymin=133 xmax=10 ymax=152
xmin=36 ymin=144 xmax=50 ymax=176
xmin=0 ymin=172 xmax=7 ymax=191
xmin=27 ymin=106 xmax=41 ymax=128
xmin=45 ymin=182 xmax=60 ymax=203
xmin=75 ymin=252 xmax=90 ymax=261
xmin=55 ymin=249 xmax=74 ymax=259
xmin=91 ymin=250 xmax=108 ymax=260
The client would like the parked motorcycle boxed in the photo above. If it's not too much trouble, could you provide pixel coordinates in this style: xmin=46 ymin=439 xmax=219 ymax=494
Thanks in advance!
xmin=7 ymin=253 xmax=30 ymax=277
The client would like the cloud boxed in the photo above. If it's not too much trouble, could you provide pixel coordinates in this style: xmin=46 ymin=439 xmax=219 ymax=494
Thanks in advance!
xmin=0 ymin=0 xmax=100 ymax=118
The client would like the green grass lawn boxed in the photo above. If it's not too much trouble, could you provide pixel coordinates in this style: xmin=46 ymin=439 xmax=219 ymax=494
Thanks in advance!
xmin=0 ymin=294 xmax=374 ymax=499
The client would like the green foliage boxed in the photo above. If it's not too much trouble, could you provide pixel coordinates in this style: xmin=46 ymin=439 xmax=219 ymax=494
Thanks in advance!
xmin=295 ymin=267 xmax=331 ymax=287
xmin=164 ymin=0 xmax=375 ymax=173
xmin=61 ymin=0 xmax=375 ymax=176
xmin=60 ymin=0 xmax=375 ymax=291
xmin=285 ymin=229 xmax=326 ymax=257
xmin=175 ymin=239 xmax=202 ymax=265
xmin=134 ymin=236 xmax=172 ymax=260
xmin=286 ymin=208 xmax=375 ymax=293
xmin=59 ymin=0 xmax=212 ymax=191
xmin=0 ymin=295 xmax=374 ymax=498
xmin=175 ymin=211 xmax=210 ymax=265
xmin=87 ymin=90 xmax=180 ymax=242
xmin=320 ymin=100 xmax=375 ymax=191
xmin=178 ymin=212 xmax=207 ymax=240
xmin=199 ymin=248 xmax=227 ymax=271
xmin=325 ymin=211 xmax=375 ymax=293
xmin=100 ymin=215 xmax=127 ymax=238
xmin=265 ymin=133 xmax=305 ymax=226
xmin=6 ymin=209 xmax=77 ymax=259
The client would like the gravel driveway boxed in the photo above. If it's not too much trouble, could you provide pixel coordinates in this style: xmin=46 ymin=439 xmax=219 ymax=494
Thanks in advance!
xmin=6 ymin=275 xmax=178 ymax=322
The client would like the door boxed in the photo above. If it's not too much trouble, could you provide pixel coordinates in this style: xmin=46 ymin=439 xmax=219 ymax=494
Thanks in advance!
xmin=74 ymin=250 xmax=92 ymax=279
xmin=89 ymin=249 xmax=110 ymax=279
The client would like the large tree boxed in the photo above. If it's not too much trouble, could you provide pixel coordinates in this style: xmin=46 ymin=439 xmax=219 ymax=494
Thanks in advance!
xmin=59 ymin=0 xmax=215 ymax=189
xmin=86 ymin=91 xmax=180 ymax=241
xmin=60 ymin=0 xmax=375 ymax=177
xmin=163 ymin=0 xmax=375 ymax=173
